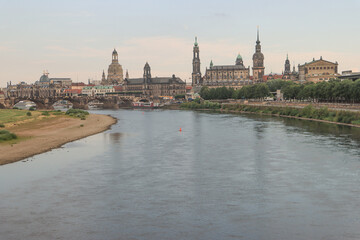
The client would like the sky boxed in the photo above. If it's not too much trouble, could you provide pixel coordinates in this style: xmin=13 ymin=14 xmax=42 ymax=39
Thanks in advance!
xmin=0 ymin=0 xmax=360 ymax=87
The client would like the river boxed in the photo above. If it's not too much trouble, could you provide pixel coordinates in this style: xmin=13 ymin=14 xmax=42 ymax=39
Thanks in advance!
xmin=1 ymin=109 xmax=360 ymax=240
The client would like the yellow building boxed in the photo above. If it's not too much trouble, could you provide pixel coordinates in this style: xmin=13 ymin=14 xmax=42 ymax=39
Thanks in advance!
xmin=298 ymin=57 xmax=339 ymax=82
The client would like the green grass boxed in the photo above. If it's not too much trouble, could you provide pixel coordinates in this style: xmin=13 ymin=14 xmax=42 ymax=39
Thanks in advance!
xmin=0 ymin=109 xmax=42 ymax=124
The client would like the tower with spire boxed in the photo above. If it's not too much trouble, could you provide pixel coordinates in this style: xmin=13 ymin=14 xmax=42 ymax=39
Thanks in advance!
xmin=192 ymin=37 xmax=201 ymax=86
xmin=284 ymin=54 xmax=291 ymax=75
xmin=252 ymin=27 xmax=265 ymax=82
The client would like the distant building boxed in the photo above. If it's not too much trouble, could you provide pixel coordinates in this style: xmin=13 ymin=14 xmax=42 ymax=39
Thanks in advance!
xmin=298 ymin=57 xmax=339 ymax=82
xmin=102 ymin=49 xmax=124 ymax=85
xmin=252 ymin=27 xmax=265 ymax=82
xmin=35 ymin=71 xmax=72 ymax=87
xmin=82 ymin=85 xmax=115 ymax=96
xmin=338 ymin=70 xmax=360 ymax=81
xmin=203 ymin=54 xmax=251 ymax=89
xmin=282 ymin=54 xmax=298 ymax=80
xmin=123 ymin=62 xmax=186 ymax=97
xmin=192 ymin=37 xmax=201 ymax=86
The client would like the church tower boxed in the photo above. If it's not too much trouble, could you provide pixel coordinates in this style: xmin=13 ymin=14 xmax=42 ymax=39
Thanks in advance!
xmin=101 ymin=70 xmax=106 ymax=84
xmin=143 ymin=62 xmax=151 ymax=83
xmin=252 ymin=27 xmax=265 ymax=82
xmin=192 ymin=37 xmax=201 ymax=86
xmin=107 ymin=48 xmax=123 ymax=85
xmin=284 ymin=54 xmax=291 ymax=74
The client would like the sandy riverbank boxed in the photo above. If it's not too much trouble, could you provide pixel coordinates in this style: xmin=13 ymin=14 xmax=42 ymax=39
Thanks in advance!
xmin=0 ymin=114 xmax=116 ymax=165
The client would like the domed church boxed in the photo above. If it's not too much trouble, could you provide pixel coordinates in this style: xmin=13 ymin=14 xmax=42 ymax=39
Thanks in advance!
xmin=102 ymin=49 xmax=124 ymax=85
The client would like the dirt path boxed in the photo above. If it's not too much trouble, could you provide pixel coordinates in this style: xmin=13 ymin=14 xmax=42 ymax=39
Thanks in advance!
xmin=0 ymin=114 xmax=116 ymax=165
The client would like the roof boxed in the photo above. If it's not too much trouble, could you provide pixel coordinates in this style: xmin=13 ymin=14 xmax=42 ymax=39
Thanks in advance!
xmin=299 ymin=58 xmax=338 ymax=67
xmin=63 ymin=89 xmax=82 ymax=94
xmin=83 ymin=85 xmax=114 ymax=90
xmin=126 ymin=77 xmax=185 ymax=85
xmin=113 ymin=86 xmax=123 ymax=91
xmin=71 ymin=82 xmax=85 ymax=86
xmin=208 ymin=65 xmax=249 ymax=70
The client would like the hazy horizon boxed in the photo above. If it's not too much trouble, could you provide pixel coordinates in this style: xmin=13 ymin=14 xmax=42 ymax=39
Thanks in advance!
xmin=1 ymin=0 xmax=359 ymax=87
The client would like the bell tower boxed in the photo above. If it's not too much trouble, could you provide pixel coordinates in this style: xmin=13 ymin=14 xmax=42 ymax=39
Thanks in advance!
xmin=252 ymin=27 xmax=265 ymax=82
xmin=192 ymin=37 xmax=201 ymax=86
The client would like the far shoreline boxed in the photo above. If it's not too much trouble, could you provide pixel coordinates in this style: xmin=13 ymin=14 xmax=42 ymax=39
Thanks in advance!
xmin=176 ymin=105 xmax=360 ymax=129
xmin=0 ymin=113 xmax=117 ymax=166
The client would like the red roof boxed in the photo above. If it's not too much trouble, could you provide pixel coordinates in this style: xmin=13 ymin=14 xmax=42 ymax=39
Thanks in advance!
xmin=113 ymin=86 xmax=123 ymax=91
xmin=186 ymin=86 xmax=192 ymax=90
xmin=71 ymin=82 xmax=85 ymax=86
xmin=64 ymin=89 xmax=82 ymax=94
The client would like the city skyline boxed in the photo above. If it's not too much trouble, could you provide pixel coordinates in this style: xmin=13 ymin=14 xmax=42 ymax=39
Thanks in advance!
xmin=1 ymin=0 xmax=360 ymax=87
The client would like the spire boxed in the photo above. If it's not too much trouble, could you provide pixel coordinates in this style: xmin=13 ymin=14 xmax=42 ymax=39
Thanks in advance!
xmin=194 ymin=36 xmax=198 ymax=47
xmin=287 ymin=53 xmax=288 ymax=60
xmin=256 ymin=26 xmax=260 ymax=44
xmin=126 ymin=69 xmax=129 ymax=79
xmin=210 ymin=60 xmax=213 ymax=68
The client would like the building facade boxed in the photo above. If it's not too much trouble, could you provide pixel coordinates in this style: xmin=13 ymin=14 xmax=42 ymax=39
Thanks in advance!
xmin=298 ymin=57 xmax=339 ymax=82
xmin=203 ymin=54 xmax=251 ymax=89
xmin=192 ymin=37 xmax=201 ymax=86
xmin=252 ymin=28 xmax=265 ymax=82
xmin=123 ymin=63 xmax=186 ymax=97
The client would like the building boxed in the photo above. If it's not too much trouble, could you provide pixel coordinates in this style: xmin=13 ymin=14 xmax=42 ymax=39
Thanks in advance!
xmin=282 ymin=55 xmax=298 ymax=80
xmin=203 ymin=54 xmax=251 ymax=89
xmin=252 ymin=27 xmax=265 ymax=82
xmin=82 ymin=85 xmax=115 ymax=96
xmin=338 ymin=70 xmax=360 ymax=81
xmin=102 ymin=49 xmax=124 ymax=85
xmin=192 ymin=37 xmax=201 ymax=86
xmin=123 ymin=62 xmax=186 ymax=97
xmin=35 ymin=71 xmax=72 ymax=87
xmin=298 ymin=57 xmax=339 ymax=82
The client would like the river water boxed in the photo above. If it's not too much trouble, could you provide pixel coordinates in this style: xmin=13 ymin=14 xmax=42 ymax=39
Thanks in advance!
xmin=1 ymin=109 xmax=360 ymax=240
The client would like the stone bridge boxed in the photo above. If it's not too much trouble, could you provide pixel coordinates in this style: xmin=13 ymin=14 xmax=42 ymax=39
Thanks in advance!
xmin=8 ymin=95 xmax=137 ymax=109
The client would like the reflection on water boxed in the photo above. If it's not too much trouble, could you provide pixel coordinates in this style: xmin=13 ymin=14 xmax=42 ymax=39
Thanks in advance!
xmin=107 ymin=132 xmax=122 ymax=144
xmin=1 ymin=109 xmax=360 ymax=240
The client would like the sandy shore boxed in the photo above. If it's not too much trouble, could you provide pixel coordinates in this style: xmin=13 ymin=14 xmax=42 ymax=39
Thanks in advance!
xmin=0 ymin=114 xmax=116 ymax=165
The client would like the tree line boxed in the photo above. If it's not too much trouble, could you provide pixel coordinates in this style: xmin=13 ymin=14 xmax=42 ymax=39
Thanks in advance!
xmin=199 ymin=79 xmax=360 ymax=103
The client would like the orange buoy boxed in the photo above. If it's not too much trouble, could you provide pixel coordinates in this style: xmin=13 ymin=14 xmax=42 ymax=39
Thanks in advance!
xmin=179 ymin=128 xmax=182 ymax=132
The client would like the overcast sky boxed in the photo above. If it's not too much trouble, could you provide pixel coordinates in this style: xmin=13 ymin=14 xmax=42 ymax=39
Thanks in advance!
xmin=0 ymin=0 xmax=359 ymax=87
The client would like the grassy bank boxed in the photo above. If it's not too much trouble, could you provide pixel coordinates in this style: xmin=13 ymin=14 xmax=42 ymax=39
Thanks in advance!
xmin=180 ymin=102 xmax=360 ymax=126
xmin=180 ymin=101 xmax=221 ymax=110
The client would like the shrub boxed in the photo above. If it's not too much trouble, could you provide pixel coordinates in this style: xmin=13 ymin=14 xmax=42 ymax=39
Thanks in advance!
xmin=0 ymin=130 xmax=17 ymax=142
xmin=65 ymin=109 xmax=89 ymax=119
xmin=29 ymin=106 xmax=36 ymax=111
xmin=26 ymin=112 xmax=32 ymax=116
xmin=42 ymin=111 xmax=50 ymax=116
xmin=0 ymin=124 xmax=5 ymax=128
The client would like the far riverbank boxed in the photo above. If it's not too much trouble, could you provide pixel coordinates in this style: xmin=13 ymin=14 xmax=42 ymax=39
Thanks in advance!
xmin=0 ymin=114 xmax=116 ymax=165
xmin=179 ymin=102 xmax=360 ymax=128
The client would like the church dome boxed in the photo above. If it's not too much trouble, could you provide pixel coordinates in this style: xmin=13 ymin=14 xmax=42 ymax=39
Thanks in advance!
xmin=236 ymin=54 xmax=242 ymax=60
xmin=39 ymin=74 xmax=49 ymax=82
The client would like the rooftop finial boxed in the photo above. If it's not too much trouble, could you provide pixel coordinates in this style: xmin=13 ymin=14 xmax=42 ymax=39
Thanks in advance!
xmin=257 ymin=26 xmax=260 ymax=42
xmin=287 ymin=53 xmax=288 ymax=60
xmin=194 ymin=36 xmax=198 ymax=46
